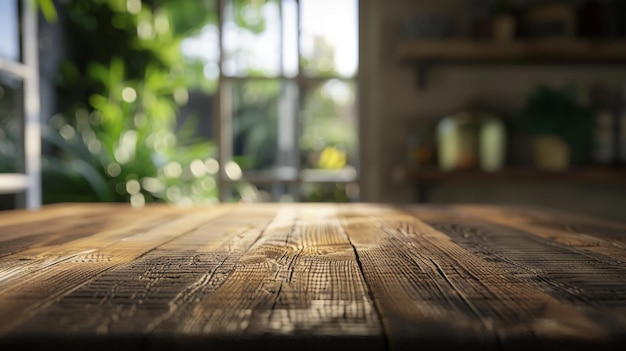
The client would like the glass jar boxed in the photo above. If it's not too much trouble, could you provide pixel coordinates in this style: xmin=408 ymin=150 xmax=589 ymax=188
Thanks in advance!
xmin=437 ymin=111 xmax=506 ymax=172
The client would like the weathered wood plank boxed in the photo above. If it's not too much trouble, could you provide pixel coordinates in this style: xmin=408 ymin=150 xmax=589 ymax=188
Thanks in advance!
xmin=339 ymin=204 xmax=610 ymax=351
xmin=0 ymin=208 xmax=184 ymax=291
xmin=0 ymin=203 xmax=118 ymax=227
xmin=459 ymin=205 xmax=626 ymax=245
xmin=4 ymin=205 xmax=276 ymax=337
xmin=0 ymin=205 xmax=233 ymax=335
xmin=0 ymin=205 xmax=176 ymax=258
xmin=451 ymin=204 xmax=626 ymax=264
xmin=1 ymin=204 xmax=383 ymax=350
xmin=406 ymin=205 xmax=626 ymax=340
xmin=168 ymin=205 xmax=383 ymax=348
xmin=0 ymin=203 xmax=624 ymax=351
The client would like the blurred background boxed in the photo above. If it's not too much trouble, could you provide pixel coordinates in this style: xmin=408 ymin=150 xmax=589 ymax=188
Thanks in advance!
xmin=0 ymin=0 xmax=625 ymax=222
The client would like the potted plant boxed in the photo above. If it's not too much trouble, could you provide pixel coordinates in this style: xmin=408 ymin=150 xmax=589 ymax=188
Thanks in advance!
xmin=518 ymin=84 xmax=594 ymax=170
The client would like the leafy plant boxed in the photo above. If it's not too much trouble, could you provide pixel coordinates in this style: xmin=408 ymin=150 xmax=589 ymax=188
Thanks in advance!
xmin=43 ymin=59 xmax=219 ymax=205
xmin=42 ymin=0 xmax=222 ymax=205
xmin=0 ymin=77 xmax=22 ymax=173
xmin=518 ymin=84 xmax=594 ymax=164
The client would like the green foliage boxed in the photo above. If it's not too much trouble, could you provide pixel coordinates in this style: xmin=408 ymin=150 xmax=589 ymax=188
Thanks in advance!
xmin=302 ymin=183 xmax=350 ymax=203
xmin=42 ymin=0 xmax=220 ymax=205
xmin=0 ymin=120 xmax=18 ymax=173
xmin=159 ymin=0 xmax=218 ymax=36
xmin=232 ymin=80 xmax=280 ymax=170
xmin=232 ymin=0 xmax=269 ymax=34
xmin=519 ymin=84 xmax=594 ymax=164
xmin=0 ymin=78 xmax=21 ymax=173
xmin=34 ymin=0 xmax=57 ymax=22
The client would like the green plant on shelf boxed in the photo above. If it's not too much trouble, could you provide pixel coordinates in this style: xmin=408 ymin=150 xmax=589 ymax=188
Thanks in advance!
xmin=518 ymin=84 xmax=594 ymax=165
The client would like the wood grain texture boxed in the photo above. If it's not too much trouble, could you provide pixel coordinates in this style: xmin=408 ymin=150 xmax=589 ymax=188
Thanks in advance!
xmin=406 ymin=205 xmax=626 ymax=341
xmin=0 ymin=205 xmax=231 ymax=335
xmin=168 ymin=204 xmax=383 ymax=349
xmin=0 ymin=203 xmax=624 ymax=351
xmin=338 ymin=204 xmax=622 ymax=351
xmin=0 ymin=204 xmax=136 ymax=258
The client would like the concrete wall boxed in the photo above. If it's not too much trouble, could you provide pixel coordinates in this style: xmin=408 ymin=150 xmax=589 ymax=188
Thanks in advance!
xmin=359 ymin=0 xmax=626 ymax=222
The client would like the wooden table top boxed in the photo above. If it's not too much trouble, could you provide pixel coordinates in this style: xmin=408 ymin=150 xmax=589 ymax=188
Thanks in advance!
xmin=0 ymin=203 xmax=624 ymax=351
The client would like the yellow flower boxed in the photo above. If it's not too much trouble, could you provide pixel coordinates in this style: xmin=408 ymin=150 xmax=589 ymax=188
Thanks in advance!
xmin=317 ymin=147 xmax=347 ymax=170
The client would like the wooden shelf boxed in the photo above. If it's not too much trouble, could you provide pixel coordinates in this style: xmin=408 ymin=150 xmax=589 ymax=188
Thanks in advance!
xmin=397 ymin=39 xmax=626 ymax=88
xmin=401 ymin=167 xmax=626 ymax=185
xmin=398 ymin=39 xmax=626 ymax=63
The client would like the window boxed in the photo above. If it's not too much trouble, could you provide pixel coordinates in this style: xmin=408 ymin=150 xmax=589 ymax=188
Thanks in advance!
xmin=0 ymin=0 xmax=40 ymax=209
xmin=184 ymin=0 xmax=358 ymax=202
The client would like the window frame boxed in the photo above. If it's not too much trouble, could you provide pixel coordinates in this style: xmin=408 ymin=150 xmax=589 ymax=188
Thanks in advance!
xmin=215 ymin=0 xmax=359 ymax=202
xmin=0 ymin=0 xmax=41 ymax=209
